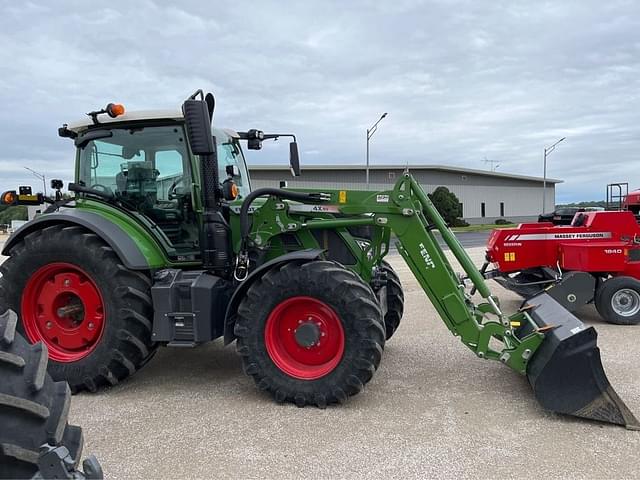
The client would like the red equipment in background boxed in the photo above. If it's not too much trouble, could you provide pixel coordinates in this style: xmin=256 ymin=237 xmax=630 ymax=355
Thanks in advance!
xmin=623 ymin=189 xmax=640 ymax=214
xmin=484 ymin=210 xmax=640 ymax=325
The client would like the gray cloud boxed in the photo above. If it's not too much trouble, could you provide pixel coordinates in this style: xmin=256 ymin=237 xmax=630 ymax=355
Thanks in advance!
xmin=0 ymin=0 xmax=639 ymax=203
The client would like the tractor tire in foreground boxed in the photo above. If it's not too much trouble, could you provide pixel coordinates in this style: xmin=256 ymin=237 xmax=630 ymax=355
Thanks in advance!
xmin=0 ymin=309 xmax=84 ymax=478
xmin=380 ymin=261 xmax=404 ymax=340
xmin=0 ymin=224 xmax=157 ymax=392
xmin=235 ymin=260 xmax=385 ymax=408
xmin=595 ymin=276 xmax=640 ymax=325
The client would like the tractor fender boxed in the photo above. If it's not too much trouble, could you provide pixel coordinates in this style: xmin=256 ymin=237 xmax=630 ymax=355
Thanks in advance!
xmin=223 ymin=248 xmax=324 ymax=345
xmin=2 ymin=210 xmax=150 ymax=270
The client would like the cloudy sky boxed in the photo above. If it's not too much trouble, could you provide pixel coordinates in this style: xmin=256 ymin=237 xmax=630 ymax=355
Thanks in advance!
xmin=1 ymin=0 xmax=638 ymax=203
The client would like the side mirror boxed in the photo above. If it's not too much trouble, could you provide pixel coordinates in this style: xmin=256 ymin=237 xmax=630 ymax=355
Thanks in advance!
xmin=289 ymin=142 xmax=301 ymax=177
xmin=182 ymin=91 xmax=215 ymax=156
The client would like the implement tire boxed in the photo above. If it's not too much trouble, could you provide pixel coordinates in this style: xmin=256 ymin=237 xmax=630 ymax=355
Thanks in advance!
xmin=235 ymin=260 xmax=385 ymax=408
xmin=380 ymin=261 xmax=404 ymax=340
xmin=0 ymin=224 xmax=157 ymax=392
xmin=0 ymin=310 xmax=83 ymax=479
xmin=595 ymin=276 xmax=640 ymax=325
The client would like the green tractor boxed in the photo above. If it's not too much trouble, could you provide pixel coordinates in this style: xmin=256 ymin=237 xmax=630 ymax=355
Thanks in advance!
xmin=0 ymin=91 xmax=637 ymax=428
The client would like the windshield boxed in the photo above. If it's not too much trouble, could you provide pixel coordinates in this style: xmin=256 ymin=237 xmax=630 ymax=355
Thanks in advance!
xmin=77 ymin=125 xmax=250 ymax=202
xmin=78 ymin=125 xmax=191 ymax=202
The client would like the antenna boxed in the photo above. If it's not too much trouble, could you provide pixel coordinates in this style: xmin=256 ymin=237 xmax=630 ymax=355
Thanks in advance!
xmin=482 ymin=157 xmax=500 ymax=171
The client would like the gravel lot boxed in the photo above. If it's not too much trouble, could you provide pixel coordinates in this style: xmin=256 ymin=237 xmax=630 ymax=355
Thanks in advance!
xmin=2 ymin=237 xmax=639 ymax=479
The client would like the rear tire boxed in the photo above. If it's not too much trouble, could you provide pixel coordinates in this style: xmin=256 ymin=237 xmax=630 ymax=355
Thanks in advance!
xmin=0 ymin=309 xmax=83 ymax=479
xmin=380 ymin=261 xmax=404 ymax=340
xmin=235 ymin=260 xmax=385 ymax=408
xmin=595 ymin=276 xmax=640 ymax=325
xmin=0 ymin=224 xmax=157 ymax=392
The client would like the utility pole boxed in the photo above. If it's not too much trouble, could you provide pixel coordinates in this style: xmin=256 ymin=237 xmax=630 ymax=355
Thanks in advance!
xmin=24 ymin=167 xmax=47 ymax=198
xmin=366 ymin=112 xmax=388 ymax=189
xmin=542 ymin=137 xmax=566 ymax=213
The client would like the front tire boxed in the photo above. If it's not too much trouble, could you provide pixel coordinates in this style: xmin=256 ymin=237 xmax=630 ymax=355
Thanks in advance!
xmin=595 ymin=276 xmax=640 ymax=325
xmin=234 ymin=260 xmax=385 ymax=407
xmin=379 ymin=261 xmax=404 ymax=340
xmin=0 ymin=224 xmax=157 ymax=392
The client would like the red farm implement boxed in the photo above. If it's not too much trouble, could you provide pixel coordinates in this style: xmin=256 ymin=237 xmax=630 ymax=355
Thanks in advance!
xmin=485 ymin=210 xmax=640 ymax=325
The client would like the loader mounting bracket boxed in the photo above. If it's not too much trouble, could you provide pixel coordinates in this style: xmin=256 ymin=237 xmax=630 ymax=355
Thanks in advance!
xmin=223 ymin=248 xmax=324 ymax=345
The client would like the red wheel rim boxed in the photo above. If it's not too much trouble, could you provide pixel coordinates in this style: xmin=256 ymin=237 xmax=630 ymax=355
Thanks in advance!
xmin=21 ymin=263 xmax=105 ymax=363
xmin=264 ymin=296 xmax=345 ymax=380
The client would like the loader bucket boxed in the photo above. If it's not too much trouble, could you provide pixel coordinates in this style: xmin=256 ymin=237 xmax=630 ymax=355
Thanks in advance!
xmin=524 ymin=292 xmax=640 ymax=429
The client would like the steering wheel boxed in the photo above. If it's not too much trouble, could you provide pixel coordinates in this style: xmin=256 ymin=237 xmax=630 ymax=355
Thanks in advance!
xmin=90 ymin=184 xmax=114 ymax=196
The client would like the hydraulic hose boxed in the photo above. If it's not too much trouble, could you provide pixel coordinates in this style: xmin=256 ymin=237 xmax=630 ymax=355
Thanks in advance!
xmin=233 ymin=187 xmax=327 ymax=282
xmin=239 ymin=187 xmax=326 ymax=242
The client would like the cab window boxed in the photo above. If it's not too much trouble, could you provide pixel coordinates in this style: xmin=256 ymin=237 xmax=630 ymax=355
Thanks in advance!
xmin=77 ymin=125 xmax=198 ymax=256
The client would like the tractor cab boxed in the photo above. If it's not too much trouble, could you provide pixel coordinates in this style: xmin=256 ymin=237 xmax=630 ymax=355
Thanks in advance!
xmin=63 ymin=109 xmax=251 ymax=257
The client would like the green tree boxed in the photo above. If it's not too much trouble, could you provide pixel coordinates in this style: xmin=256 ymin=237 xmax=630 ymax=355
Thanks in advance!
xmin=556 ymin=200 xmax=606 ymax=208
xmin=0 ymin=206 xmax=28 ymax=225
xmin=428 ymin=186 xmax=465 ymax=226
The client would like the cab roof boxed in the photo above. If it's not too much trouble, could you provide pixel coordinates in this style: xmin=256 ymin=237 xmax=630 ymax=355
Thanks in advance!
xmin=66 ymin=109 xmax=239 ymax=138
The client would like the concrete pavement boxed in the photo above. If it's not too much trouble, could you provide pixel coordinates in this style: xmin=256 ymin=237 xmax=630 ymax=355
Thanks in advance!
xmin=63 ymin=249 xmax=640 ymax=479
xmin=1 ymin=235 xmax=638 ymax=478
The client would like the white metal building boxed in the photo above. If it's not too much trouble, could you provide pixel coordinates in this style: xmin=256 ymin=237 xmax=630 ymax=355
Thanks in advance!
xmin=247 ymin=164 xmax=562 ymax=224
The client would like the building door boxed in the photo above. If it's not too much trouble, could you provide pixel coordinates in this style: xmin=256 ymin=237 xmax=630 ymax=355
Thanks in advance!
xmin=481 ymin=202 xmax=486 ymax=218
xmin=500 ymin=202 xmax=505 ymax=217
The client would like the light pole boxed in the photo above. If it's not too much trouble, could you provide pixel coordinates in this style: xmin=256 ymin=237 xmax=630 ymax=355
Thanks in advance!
xmin=366 ymin=112 xmax=388 ymax=189
xmin=542 ymin=137 xmax=565 ymax=213
xmin=24 ymin=167 xmax=47 ymax=198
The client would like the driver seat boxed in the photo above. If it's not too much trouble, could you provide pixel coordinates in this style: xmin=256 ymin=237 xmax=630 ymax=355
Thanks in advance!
xmin=116 ymin=162 xmax=184 ymax=243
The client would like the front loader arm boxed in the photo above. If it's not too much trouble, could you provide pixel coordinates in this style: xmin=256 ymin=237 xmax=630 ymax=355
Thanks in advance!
xmin=365 ymin=175 xmax=544 ymax=373
xmin=247 ymin=173 xmax=543 ymax=374
xmin=243 ymin=172 xmax=639 ymax=427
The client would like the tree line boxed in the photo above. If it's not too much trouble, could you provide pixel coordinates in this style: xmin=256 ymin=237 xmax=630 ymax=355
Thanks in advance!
xmin=0 ymin=205 xmax=28 ymax=226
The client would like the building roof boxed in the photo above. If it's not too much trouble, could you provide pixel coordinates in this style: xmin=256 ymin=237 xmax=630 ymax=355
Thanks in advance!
xmin=248 ymin=164 xmax=563 ymax=184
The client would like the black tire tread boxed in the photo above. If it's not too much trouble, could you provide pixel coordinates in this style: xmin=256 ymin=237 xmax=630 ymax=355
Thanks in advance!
xmin=0 ymin=223 xmax=157 ymax=392
xmin=0 ymin=310 xmax=83 ymax=478
xmin=235 ymin=260 xmax=385 ymax=408
xmin=380 ymin=261 xmax=405 ymax=340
